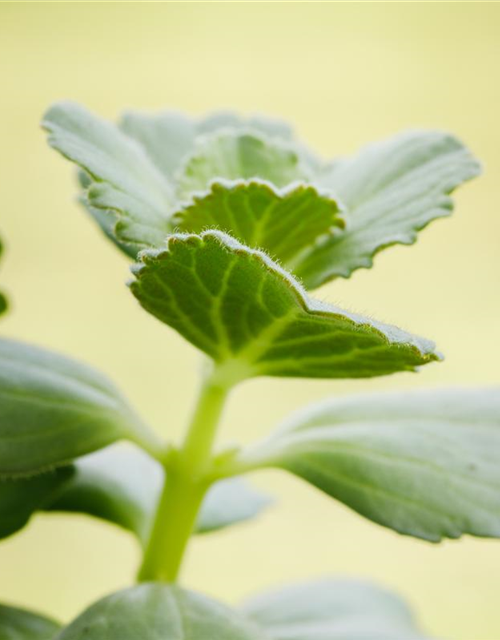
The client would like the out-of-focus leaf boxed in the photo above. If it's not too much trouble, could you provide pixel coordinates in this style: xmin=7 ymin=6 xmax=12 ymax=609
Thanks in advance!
xmin=0 ymin=603 xmax=60 ymax=640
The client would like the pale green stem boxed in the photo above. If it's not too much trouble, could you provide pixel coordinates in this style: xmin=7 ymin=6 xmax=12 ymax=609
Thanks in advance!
xmin=138 ymin=368 xmax=231 ymax=583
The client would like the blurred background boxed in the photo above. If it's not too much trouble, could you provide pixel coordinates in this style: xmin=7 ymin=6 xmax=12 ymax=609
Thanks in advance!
xmin=0 ymin=3 xmax=499 ymax=638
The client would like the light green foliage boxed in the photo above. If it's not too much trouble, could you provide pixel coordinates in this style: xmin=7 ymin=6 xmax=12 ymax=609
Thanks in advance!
xmin=174 ymin=180 xmax=344 ymax=268
xmin=57 ymin=584 xmax=263 ymax=640
xmin=243 ymin=579 xmax=429 ymax=639
xmin=130 ymin=230 xmax=438 ymax=381
xmin=0 ymin=338 xmax=158 ymax=477
xmin=46 ymin=446 xmax=271 ymax=544
xmin=232 ymin=388 xmax=500 ymax=541
xmin=0 ymin=604 xmax=60 ymax=640
xmin=297 ymin=131 xmax=481 ymax=286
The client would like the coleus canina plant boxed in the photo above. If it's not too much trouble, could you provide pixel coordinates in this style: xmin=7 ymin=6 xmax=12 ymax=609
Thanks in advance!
xmin=0 ymin=102 xmax=498 ymax=640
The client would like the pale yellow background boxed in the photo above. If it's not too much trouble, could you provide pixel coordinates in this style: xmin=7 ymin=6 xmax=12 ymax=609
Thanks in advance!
xmin=0 ymin=2 xmax=499 ymax=638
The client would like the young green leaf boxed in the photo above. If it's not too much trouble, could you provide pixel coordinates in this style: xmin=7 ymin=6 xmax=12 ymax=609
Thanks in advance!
xmin=45 ymin=446 xmax=271 ymax=544
xmin=174 ymin=180 xmax=344 ymax=267
xmin=176 ymin=132 xmax=312 ymax=201
xmin=130 ymin=231 xmax=438 ymax=382
xmin=0 ymin=338 xmax=159 ymax=477
xmin=42 ymin=102 xmax=175 ymax=252
xmin=296 ymin=131 xmax=481 ymax=287
xmin=57 ymin=584 xmax=264 ymax=640
xmin=232 ymin=388 xmax=500 ymax=541
xmin=0 ymin=603 xmax=60 ymax=640
xmin=0 ymin=468 xmax=73 ymax=540
xmin=243 ymin=579 xmax=430 ymax=640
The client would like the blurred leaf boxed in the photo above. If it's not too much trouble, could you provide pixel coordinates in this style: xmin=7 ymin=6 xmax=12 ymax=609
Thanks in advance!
xmin=0 ymin=337 xmax=156 ymax=478
xmin=296 ymin=131 xmax=481 ymax=287
xmin=174 ymin=180 xmax=344 ymax=267
xmin=243 ymin=578 xmax=430 ymax=639
xmin=239 ymin=388 xmax=500 ymax=541
xmin=0 ymin=468 xmax=73 ymax=540
xmin=0 ymin=603 xmax=60 ymax=640
xmin=130 ymin=231 xmax=438 ymax=382
xmin=42 ymin=102 xmax=174 ymax=252
xmin=46 ymin=446 xmax=271 ymax=544
xmin=57 ymin=584 xmax=263 ymax=640
xmin=176 ymin=132 xmax=311 ymax=200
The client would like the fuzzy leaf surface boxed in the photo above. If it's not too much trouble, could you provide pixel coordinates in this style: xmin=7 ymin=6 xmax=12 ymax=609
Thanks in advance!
xmin=176 ymin=132 xmax=311 ymax=200
xmin=242 ymin=388 xmax=500 ymax=541
xmin=46 ymin=446 xmax=271 ymax=544
xmin=42 ymin=102 xmax=174 ymax=252
xmin=0 ymin=604 xmax=60 ymax=640
xmin=57 ymin=584 xmax=264 ymax=640
xmin=130 ymin=231 xmax=438 ymax=381
xmin=0 ymin=338 xmax=150 ymax=477
xmin=174 ymin=180 xmax=344 ymax=267
xmin=243 ymin=579 xmax=430 ymax=639
xmin=296 ymin=131 xmax=481 ymax=286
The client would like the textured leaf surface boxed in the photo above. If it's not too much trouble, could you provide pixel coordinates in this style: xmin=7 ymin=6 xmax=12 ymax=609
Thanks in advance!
xmin=242 ymin=388 xmax=500 ymax=541
xmin=42 ymin=102 xmax=174 ymax=251
xmin=0 ymin=468 xmax=72 ymax=540
xmin=57 ymin=584 xmax=263 ymax=640
xmin=130 ymin=231 xmax=438 ymax=381
xmin=175 ymin=180 xmax=344 ymax=267
xmin=0 ymin=338 xmax=150 ymax=477
xmin=296 ymin=131 xmax=481 ymax=287
xmin=46 ymin=446 xmax=271 ymax=544
xmin=243 ymin=579 xmax=429 ymax=640
xmin=0 ymin=603 xmax=60 ymax=640
xmin=176 ymin=132 xmax=311 ymax=200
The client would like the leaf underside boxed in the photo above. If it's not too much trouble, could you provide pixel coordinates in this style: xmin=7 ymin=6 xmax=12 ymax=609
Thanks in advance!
xmin=296 ymin=130 xmax=481 ymax=287
xmin=243 ymin=578 xmax=429 ymax=639
xmin=174 ymin=180 xmax=344 ymax=269
xmin=0 ymin=337 xmax=142 ymax=477
xmin=0 ymin=603 xmax=60 ymax=640
xmin=259 ymin=387 xmax=500 ymax=541
xmin=130 ymin=231 xmax=438 ymax=381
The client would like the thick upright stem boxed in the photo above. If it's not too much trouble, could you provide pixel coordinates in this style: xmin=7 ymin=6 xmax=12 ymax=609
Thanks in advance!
xmin=138 ymin=370 xmax=230 ymax=583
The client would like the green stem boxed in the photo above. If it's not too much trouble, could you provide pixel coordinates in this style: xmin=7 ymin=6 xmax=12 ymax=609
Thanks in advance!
xmin=138 ymin=368 xmax=231 ymax=583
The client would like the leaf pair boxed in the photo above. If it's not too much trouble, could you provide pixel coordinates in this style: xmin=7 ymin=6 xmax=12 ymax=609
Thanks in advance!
xmin=1 ymin=579 xmax=429 ymax=639
xmin=42 ymin=103 xmax=480 ymax=288
xmin=225 ymin=387 xmax=500 ymax=542
xmin=0 ymin=338 xmax=269 ymax=543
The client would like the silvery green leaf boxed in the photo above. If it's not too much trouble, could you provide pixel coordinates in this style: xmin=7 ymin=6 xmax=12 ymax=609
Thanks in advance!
xmin=237 ymin=388 xmax=500 ymax=541
xmin=243 ymin=579 xmax=430 ymax=640
xmin=174 ymin=180 xmax=344 ymax=267
xmin=42 ymin=102 xmax=174 ymax=252
xmin=0 ymin=603 xmax=60 ymax=640
xmin=0 ymin=338 xmax=158 ymax=478
xmin=57 ymin=584 xmax=264 ymax=640
xmin=296 ymin=131 xmax=481 ymax=287
xmin=130 ymin=231 xmax=438 ymax=382
xmin=46 ymin=446 xmax=271 ymax=544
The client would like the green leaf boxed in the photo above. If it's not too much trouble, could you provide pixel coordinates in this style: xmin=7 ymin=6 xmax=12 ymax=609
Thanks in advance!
xmin=176 ymin=132 xmax=311 ymax=201
xmin=0 ymin=468 xmax=73 ymax=540
xmin=239 ymin=388 xmax=500 ymax=541
xmin=46 ymin=445 xmax=271 ymax=544
xmin=295 ymin=131 xmax=481 ymax=287
xmin=42 ymin=102 xmax=174 ymax=252
xmin=0 ymin=603 xmax=60 ymax=640
xmin=0 ymin=337 xmax=156 ymax=478
xmin=120 ymin=109 xmax=295 ymax=179
xmin=174 ymin=180 xmax=344 ymax=268
xmin=130 ymin=231 xmax=438 ymax=382
xmin=243 ymin=579 xmax=430 ymax=640
xmin=57 ymin=584 xmax=263 ymax=640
